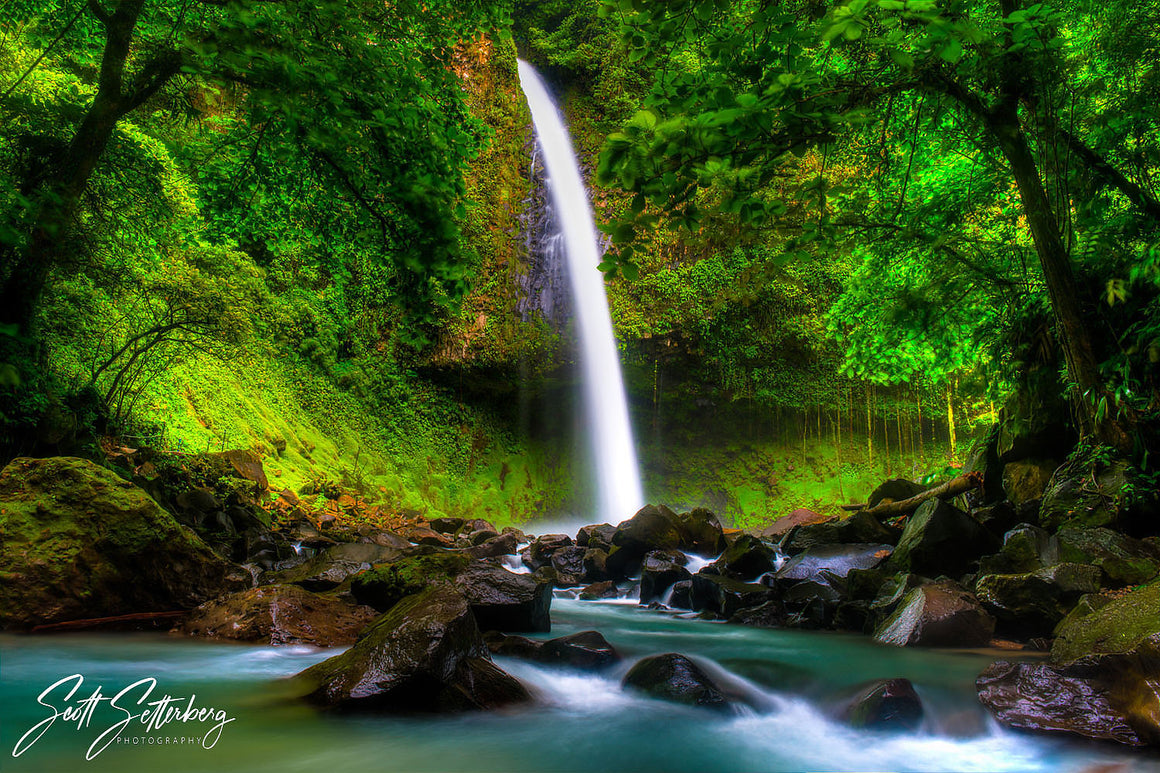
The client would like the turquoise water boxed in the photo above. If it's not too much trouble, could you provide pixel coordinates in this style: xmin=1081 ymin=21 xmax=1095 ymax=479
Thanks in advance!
xmin=2 ymin=598 xmax=1156 ymax=772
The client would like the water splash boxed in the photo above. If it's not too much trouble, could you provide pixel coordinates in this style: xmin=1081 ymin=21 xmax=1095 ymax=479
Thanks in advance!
xmin=518 ymin=60 xmax=644 ymax=524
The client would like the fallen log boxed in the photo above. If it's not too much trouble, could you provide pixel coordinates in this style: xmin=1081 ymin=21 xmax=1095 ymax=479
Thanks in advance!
xmin=859 ymin=472 xmax=984 ymax=520
xmin=30 ymin=610 xmax=188 ymax=633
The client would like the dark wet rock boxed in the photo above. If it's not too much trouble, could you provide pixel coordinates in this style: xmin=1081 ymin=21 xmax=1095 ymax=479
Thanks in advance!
xmin=783 ymin=511 xmax=897 ymax=554
xmin=1040 ymin=457 xmax=1151 ymax=532
xmin=0 ymin=457 xmax=244 ymax=629
xmin=870 ymin=573 xmax=928 ymax=619
xmin=676 ymin=508 xmax=727 ymax=557
xmin=836 ymin=678 xmax=924 ymax=731
xmin=427 ymin=517 xmax=465 ymax=535
xmin=891 ymin=499 xmax=999 ymax=578
xmin=978 ymin=579 xmax=1160 ymax=746
xmin=460 ymin=519 xmax=497 ymax=535
xmin=402 ymin=526 xmax=454 ymax=548
xmin=689 ymin=574 xmax=771 ymax=617
xmin=485 ymin=630 xmax=620 ymax=669
xmin=760 ymin=509 xmax=833 ymax=540
xmin=776 ymin=543 xmax=893 ymax=582
xmin=874 ymin=581 xmax=995 ymax=647
xmin=1056 ymin=527 xmax=1160 ymax=587
xmin=868 ymin=479 xmax=929 ymax=509
xmin=640 ymin=550 xmax=693 ymax=602
xmin=550 ymin=545 xmax=587 ymax=587
xmin=455 ymin=562 xmax=553 ymax=633
xmin=846 ymin=567 xmax=890 ymax=602
xmin=995 ymin=389 xmax=1076 ymax=464
xmin=781 ymin=579 xmax=842 ymax=629
xmin=833 ymin=600 xmax=873 ymax=633
xmin=582 ymin=548 xmax=611 ymax=583
xmin=610 ymin=505 xmax=684 ymax=573
xmin=978 ymin=524 xmax=1058 ymax=576
xmin=359 ymin=529 xmax=413 ymax=550
xmin=269 ymin=542 xmax=406 ymax=591
xmin=179 ymin=584 xmax=376 ymax=646
xmin=975 ymin=563 xmax=1102 ymax=637
xmin=208 ymin=449 xmax=270 ymax=491
xmin=728 ymin=600 xmax=786 ymax=628
xmin=293 ymin=587 xmax=528 ymax=712
xmin=669 ymin=580 xmax=692 ymax=609
xmin=467 ymin=529 xmax=500 ymax=546
xmin=622 ymin=653 xmax=732 ymax=711
xmin=351 ymin=552 xmax=472 ymax=611
xmin=520 ymin=534 xmax=574 ymax=572
xmin=467 ymin=532 xmax=520 ymax=560
xmin=577 ymin=523 xmax=617 ymax=551
xmin=501 ymin=526 xmax=528 ymax=543
xmin=714 ymin=534 xmax=776 ymax=580
xmin=970 ymin=502 xmax=1022 ymax=540
xmin=1001 ymin=458 xmax=1059 ymax=507
xmin=579 ymin=580 xmax=619 ymax=600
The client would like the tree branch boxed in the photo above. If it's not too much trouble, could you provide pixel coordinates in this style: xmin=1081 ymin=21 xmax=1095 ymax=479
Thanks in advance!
xmin=1060 ymin=129 xmax=1160 ymax=222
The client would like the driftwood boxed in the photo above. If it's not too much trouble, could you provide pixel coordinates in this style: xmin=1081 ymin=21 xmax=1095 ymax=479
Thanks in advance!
xmin=859 ymin=472 xmax=984 ymax=520
xmin=30 ymin=610 xmax=187 ymax=633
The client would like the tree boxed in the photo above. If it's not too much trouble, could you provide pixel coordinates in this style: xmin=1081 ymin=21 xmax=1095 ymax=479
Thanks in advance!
xmin=597 ymin=0 xmax=1160 ymax=448
xmin=0 ymin=0 xmax=509 ymax=334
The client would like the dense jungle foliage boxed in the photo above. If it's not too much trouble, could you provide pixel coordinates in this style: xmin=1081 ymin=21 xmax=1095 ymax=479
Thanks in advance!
xmin=0 ymin=0 xmax=1156 ymax=525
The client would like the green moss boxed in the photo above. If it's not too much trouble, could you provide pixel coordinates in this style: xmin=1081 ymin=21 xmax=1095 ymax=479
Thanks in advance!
xmin=1052 ymin=580 xmax=1160 ymax=664
xmin=351 ymin=552 xmax=472 ymax=611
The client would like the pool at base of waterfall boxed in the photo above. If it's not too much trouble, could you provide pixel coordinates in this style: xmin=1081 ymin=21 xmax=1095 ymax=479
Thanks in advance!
xmin=2 ymin=598 xmax=1156 ymax=773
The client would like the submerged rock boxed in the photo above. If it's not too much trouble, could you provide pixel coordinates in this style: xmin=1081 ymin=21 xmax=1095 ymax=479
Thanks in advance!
xmin=0 ymin=457 xmax=243 ymax=629
xmin=873 ymin=581 xmax=995 ymax=647
xmin=179 ymin=584 xmax=376 ymax=646
xmin=294 ymin=586 xmax=529 ymax=712
xmin=836 ymin=678 xmax=924 ymax=731
xmin=622 ymin=653 xmax=732 ymax=711
xmin=485 ymin=630 xmax=620 ymax=669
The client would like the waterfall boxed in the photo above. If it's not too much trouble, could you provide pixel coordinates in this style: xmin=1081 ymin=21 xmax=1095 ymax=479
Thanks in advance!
xmin=518 ymin=60 xmax=644 ymax=524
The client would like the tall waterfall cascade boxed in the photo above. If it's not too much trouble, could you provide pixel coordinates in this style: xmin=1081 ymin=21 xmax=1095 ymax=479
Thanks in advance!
xmin=517 ymin=60 xmax=644 ymax=523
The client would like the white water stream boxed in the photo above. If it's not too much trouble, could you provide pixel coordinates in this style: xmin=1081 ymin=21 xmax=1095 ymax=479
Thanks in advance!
xmin=518 ymin=60 xmax=644 ymax=524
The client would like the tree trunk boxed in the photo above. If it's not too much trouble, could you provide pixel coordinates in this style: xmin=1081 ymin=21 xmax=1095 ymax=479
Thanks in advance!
xmin=986 ymin=105 xmax=1130 ymax=450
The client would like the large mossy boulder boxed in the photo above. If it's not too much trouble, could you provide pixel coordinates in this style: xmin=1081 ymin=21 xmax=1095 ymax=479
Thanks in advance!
xmin=1039 ymin=456 xmax=1157 ymax=532
xmin=874 ymin=581 xmax=995 ymax=647
xmin=293 ymin=586 xmax=529 ymax=712
xmin=1001 ymin=458 xmax=1060 ymax=507
xmin=978 ymin=524 xmax=1058 ymax=576
xmin=351 ymin=552 xmax=472 ymax=611
xmin=891 ymin=499 xmax=998 ymax=578
xmin=0 ymin=457 xmax=242 ymax=629
xmin=1056 ymin=527 xmax=1160 ymax=587
xmin=622 ymin=653 xmax=732 ymax=711
xmin=974 ymin=563 xmax=1101 ymax=637
xmin=179 ymin=584 xmax=376 ymax=646
xmin=979 ymin=581 xmax=1160 ymax=746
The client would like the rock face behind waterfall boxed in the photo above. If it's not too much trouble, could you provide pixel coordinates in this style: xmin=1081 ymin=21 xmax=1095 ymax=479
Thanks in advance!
xmin=0 ymin=457 xmax=243 ymax=629
xmin=294 ymin=586 xmax=530 ymax=712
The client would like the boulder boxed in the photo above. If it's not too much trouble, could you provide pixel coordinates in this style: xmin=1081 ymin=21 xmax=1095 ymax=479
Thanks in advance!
xmin=401 ymin=526 xmax=454 ymax=548
xmin=351 ymin=552 xmax=472 ymax=611
xmin=549 ymin=546 xmax=587 ymax=587
xmin=970 ymin=501 xmax=1023 ymax=539
xmin=622 ymin=653 xmax=732 ymax=711
xmin=179 ymin=584 xmax=376 ymax=646
xmin=485 ymin=630 xmax=620 ymax=669
xmin=610 ymin=505 xmax=684 ymax=572
xmin=836 ymin=678 xmax=924 ymax=731
xmin=1001 ymin=458 xmax=1059 ymax=507
xmin=0 ymin=457 xmax=243 ymax=629
xmin=760 ymin=509 xmax=833 ymax=540
xmin=728 ymin=600 xmax=786 ymax=628
xmin=890 ymin=499 xmax=999 ymax=578
xmin=454 ymin=562 xmax=553 ymax=633
xmin=269 ymin=542 xmax=406 ymax=591
xmin=714 ymin=534 xmax=776 ymax=580
xmin=676 ymin=508 xmax=727 ymax=557
xmin=978 ymin=523 xmax=1058 ymax=576
xmin=668 ymin=580 xmax=692 ymax=609
xmin=640 ymin=550 xmax=693 ymax=603
xmin=293 ymin=587 xmax=528 ymax=712
xmin=467 ymin=532 xmax=520 ymax=560
xmin=783 ymin=511 xmax=897 ymax=554
xmin=577 ymin=523 xmax=617 ymax=551
xmin=974 ymin=563 xmax=1102 ymax=636
xmin=1056 ymin=527 xmax=1160 ymax=587
xmin=578 ymin=580 xmax=619 ymax=600
xmin=1040 ymin=457 xmax=1144 ymax=532
xmin=979 ymin=579 xmax=1160 ymax=746
xmin=689 ymin=574 xmax=771 ymax=617
xmin=961 ymin=431 xmax=1006 ymax=509
xmin=874 ymin=581 xmax=995 ymax=647
xmin=775 ymin=543 xmax=893 ymax=582
xmin=995 ymin=388 xmax=1076 ymax=464
xmin=582 ymin=548 xmax=611 ymax=583
xmin=520 ymin=534 xmax=573 ymax=572
xmin=427 ymin=517 xmax=465 ymax=534
xmin=868 ymin=479 xmax=929 ymax=508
